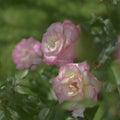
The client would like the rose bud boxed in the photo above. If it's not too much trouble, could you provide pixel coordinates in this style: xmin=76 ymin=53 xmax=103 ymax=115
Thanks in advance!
xmin=114 ymin=34 xmax=120 ymax=65
xmin=12 ymin=38 xmax=42 ymax=70
xmin=41 ymin=20 xmax=80 ymax=66
xmin=52 ymin=62 xmax=101 ymax=118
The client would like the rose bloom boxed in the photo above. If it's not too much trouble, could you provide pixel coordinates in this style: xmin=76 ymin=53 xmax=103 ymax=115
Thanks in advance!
xmin=114 ymin=34 xmax=120 ymax=65
xmin=41 ymin=20 xmax=80 ymax=66
xmin=12 ymin=38 xmax=42 ymax=70
xmin=52 ymin=62 xmax=101 ymax=118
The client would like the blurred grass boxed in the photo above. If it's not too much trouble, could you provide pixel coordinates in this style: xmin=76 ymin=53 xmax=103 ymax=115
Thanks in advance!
xmin=0 ymin=0 xmax=108 ymax=78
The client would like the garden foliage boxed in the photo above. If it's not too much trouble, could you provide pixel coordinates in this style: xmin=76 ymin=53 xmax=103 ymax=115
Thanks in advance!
xmin=0 ymin=0 xmax=120 ymax=120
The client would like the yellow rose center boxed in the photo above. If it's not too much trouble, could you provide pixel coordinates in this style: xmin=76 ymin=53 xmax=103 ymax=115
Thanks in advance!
xmin=45 ymin=36 xmax=60 ymax=51
xmin=47 ymin=37 xmax=57 ymax=48
xmin=61 ymin=68 xmax=83 ymax=97
xmin=68 ymin=82 xmax=79 ymax=95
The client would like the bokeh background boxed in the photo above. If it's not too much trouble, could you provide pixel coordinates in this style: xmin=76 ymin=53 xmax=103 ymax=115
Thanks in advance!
xmin=0 ymin=0 xmax=120 ymax=120
xmin=0 ymin=0 xmax=117 ymax=78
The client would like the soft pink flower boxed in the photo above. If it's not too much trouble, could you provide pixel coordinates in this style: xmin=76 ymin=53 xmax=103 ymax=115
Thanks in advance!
xmin=41 ymin=20 xmax=80 ymax=66
xmin=114 ymin=34 xmax=120 ymax=65
xmin=52 ymin=62 xmax=101 ymax=118
xmin=12 ymin=38 xmax=42 ymax=70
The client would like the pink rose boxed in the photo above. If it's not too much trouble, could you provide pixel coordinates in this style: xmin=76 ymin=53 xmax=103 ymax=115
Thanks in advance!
xmin=12 ymin=38 xmax=42 ymax=70
xmin=114 ymin=34 xmax=120 ymax=65
xmin=52 ymin=62 xmax=101 ymax=118
xmin=41 ymin=20 xmax=80 ymax=66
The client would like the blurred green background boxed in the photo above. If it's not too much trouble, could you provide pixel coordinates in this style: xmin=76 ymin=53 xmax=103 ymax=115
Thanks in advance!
xmin=0 ymin=0 xmax=120 ymax=78
xmin=0 ymin=0 xmax=120 ymax=120
xmin=0 ymin=0 xmax=109 ymax=78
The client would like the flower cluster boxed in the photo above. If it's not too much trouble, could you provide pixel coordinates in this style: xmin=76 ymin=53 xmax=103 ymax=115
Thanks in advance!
xmin=12 ymin=20 xmax=102 ymax=118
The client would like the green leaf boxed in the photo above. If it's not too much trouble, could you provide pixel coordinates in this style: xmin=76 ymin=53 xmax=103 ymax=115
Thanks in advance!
xmin=0 ymin=110 xmax=4 ymax=120
xmin=66 ymin=117 xmax=76 ymax=120
xmin=38 ymin=108 xmax=50 ymax=120
xmin=93 ymin=103 xmax=104 ymax=120
xmin=8 ymin=108 xmax=20 ymax=120
xmin=14 ymin=85 xmax=27 ymax=94
xmin=61 ymin=99 xmax=98 ymax=110
xmin=15 ymin=69 xmax=29 ymax=82
xmin=111 ymin=62 xmax=120 ymax=94
xmin=14 ymin=85 xmax=33 ymax=95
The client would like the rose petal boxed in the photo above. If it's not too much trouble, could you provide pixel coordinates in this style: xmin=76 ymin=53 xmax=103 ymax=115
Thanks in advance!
xmin=63 ymin=20 xmax=80 ymax=46
xmin=47 ymin=22 xmax=63 ymax=33
xmin=58 ymin=63 xmax=80 ymax=79
xmin=12 ymin=38 xmax=42 ymax=70
xmin=84 ymin=85 xmax=97 ymax=100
